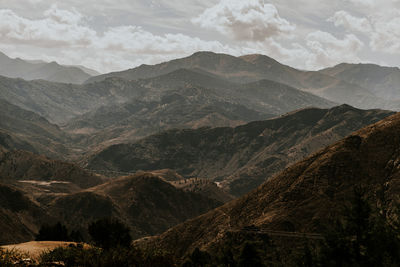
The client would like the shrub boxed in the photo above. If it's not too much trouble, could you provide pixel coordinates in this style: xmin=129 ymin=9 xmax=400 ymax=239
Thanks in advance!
xmin=88 ymin=218 xmax=132 ymax=249
xmin=35 ymin=222 xmax=70 ymax=241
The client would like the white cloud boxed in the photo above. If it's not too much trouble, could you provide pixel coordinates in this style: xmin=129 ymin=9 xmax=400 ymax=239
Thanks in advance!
xmin=306 ymin=31 xmax=364 ymax=68
xmin=192 ymin=0 xmax=295 ymax=41
xmin=345 ymin=0 xmax=377 ymax=7
xmin=98 ymin=25 xmax=233 ymax=55
xmin=0 ymin=1 xmax=398 ymax=73
xmin=328 ymin=11 xmax=372 ymax=33
xmin=369 ymin=11 xmax=400 ymax=54
xmin=0 ymin=6 xmax=96 ymax=47
xmin=329 ymin=8 xmax=400 ymax=55
xmin=0 ymin=5 xmax=235 ymax=72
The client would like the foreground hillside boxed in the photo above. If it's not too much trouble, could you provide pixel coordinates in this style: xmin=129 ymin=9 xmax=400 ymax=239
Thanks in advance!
xmin=88 ymin=105 xmax=393 ymax=196
xmin=0 ymin=151 xmax=223 ymax=244
xmin=136 ymin=111 xmax=400 ymax=258
xmin=48 ymin=173 xmax=221 ymax=241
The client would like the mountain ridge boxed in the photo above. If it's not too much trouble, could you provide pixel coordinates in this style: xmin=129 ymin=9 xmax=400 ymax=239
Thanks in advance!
xmin=87 ymin=104 xmax=393 ymax=196
xmin=0 ymin=51 xmax=92 ymax=84
xmin=136 ymin=110 xmax=400 ymax=258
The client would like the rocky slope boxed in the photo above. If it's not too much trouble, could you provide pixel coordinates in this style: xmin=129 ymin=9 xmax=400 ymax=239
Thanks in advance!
xmin=136 ymin=110 xmax=400 ymax=258
xmin=87 ymin=105 xmax=393 ymax=196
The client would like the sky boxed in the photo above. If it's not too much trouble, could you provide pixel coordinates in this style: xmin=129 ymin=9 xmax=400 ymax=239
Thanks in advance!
xmin=0 ymin=0 xmax=399 ymax=73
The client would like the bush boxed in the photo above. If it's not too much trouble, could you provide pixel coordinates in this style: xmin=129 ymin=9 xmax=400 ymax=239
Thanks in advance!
xmin=38 ymin=245 xmax=175 ymax=267
xmin=0 ymin=248 xmax=29 ymax=267
xmin=35 ymin=222 xmax=70 ymax=241
xmin=88 ymin=218 xmax=132 ymax=249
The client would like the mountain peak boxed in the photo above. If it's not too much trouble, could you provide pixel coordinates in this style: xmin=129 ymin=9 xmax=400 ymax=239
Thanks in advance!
xmin=190 ymin=51 xmax=218 ymax=57
xmin=240 ymin=53 xmax=276 ymax=62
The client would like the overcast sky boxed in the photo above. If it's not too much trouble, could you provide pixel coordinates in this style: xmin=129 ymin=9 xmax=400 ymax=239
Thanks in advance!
xmin=0 ymin=0 xmax=399 ymax=73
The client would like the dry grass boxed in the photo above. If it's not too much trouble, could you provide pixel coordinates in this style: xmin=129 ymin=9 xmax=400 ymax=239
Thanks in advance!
xmin=1 ymin=241 xmax=80 ymax=260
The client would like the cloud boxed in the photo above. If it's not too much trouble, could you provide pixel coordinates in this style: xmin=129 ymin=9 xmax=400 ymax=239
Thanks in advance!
xmin=328 ymin=11 xmax=372 ymax=33
xmin=345 ymin=0 xmax=377 ymax=7
xmin=1 ymin=1 xmax=398 ymax=73
xmin=370 ymin=12 xmax=400 ymax=54
xmin=192 ymin=0 xmax=295 ymax=41
xmin=306 ymin=31 xmax=364 ymax=68
xmin=329 ymin=9 xmax=400 ymax=55
xmin=0 ymin=6 xmax=96 ymax=47
xmin=99 ymin=25 xmax=233 ymax=55
xmin=0 ymin=5 xmax=235 ymax=72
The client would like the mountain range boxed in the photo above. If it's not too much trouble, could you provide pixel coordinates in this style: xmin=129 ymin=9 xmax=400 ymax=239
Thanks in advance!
xmin=65 ymin=68 xmax=333 ymax=149
xmin=1 ymin=49 xmax=400 ymax=265
xmin=0 ymin=51 xmax=98 ymax=84
xmin=86 ymin=51 xmax=400 ymax=110
xmin=87 ymin=105 xmax=393 ymax=196
xmin=136 ymin=109 xmax=400 ymax=261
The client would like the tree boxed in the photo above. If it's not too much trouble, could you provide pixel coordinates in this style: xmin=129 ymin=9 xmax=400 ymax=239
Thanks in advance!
xmin=35 ymin=222 xmax=70 ymax=241
xmin=315 ymin=186 xmax=400 ymax=267
xmin=88 ymin=218 xmax=132 ymax=249
xmin=238 ymin=242 xmax=264 ymax=267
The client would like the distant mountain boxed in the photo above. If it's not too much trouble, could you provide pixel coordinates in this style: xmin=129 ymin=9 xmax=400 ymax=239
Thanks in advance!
xmin=137 ymin=109 xmax=400 ymax=260
xmin=65 ymin=68 xmax=333 ymax=148
xmin=320 ymin=63 xmax=400 ymax=101
xmin=86 ymin=51 xmax=387 ymax=110
xmin=87 ymin=105 xmax=393 ymax=196
xmin=66 ymin=64 xmax=101 ymax=76
xmin=0 ymin=99 xmax=71 ymax=158
xmin=0 ymin=51 xmax=92 ymax=84
xmin=0 ymin=76 xmax=147 ymax=123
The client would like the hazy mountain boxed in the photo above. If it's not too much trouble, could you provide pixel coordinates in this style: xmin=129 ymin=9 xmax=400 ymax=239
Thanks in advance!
xmin=137 ymin=111 xmax=400 ymax=259
xmin=0 ymin=99 xmax=72 ymax=158
xmin=0 ymin=51 xmax=92 ymax=84
xmin=86 ymin=51 xmax=386 ymax=109
xmin=0 ymin=76 xmax=147 ymax=123
xmin=87 ymin=105 xmax=393 ymax=196
xmin=320 ymin=63 xmax=400 ymax=101
xmin=66 ymin=64 xmax=102 ymax=76
xmin=66 ymin=68 xmax=333 ymax=148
